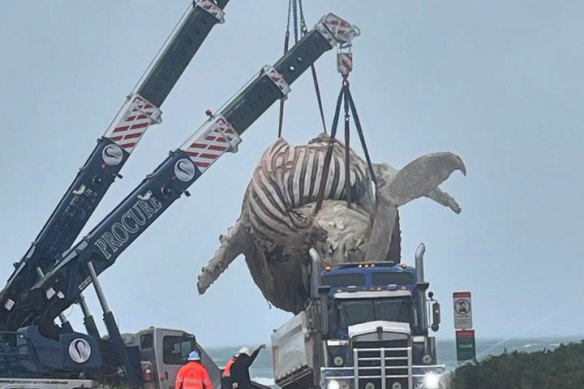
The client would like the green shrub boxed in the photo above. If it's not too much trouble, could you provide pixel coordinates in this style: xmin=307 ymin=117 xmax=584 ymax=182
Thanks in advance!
xmin=449 ymin=341 xmax=584 ymax=389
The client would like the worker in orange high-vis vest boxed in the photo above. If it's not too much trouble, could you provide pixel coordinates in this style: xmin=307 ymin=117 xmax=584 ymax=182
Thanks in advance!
xmin=175 ymin=350 xmax=212 ymax=389
xmin=220 ymin=355 xmax=237 ymax=389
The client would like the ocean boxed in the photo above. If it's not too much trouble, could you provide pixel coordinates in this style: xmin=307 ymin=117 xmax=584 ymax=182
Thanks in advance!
xmin=206 ymin=336 xmax=583 ymax=387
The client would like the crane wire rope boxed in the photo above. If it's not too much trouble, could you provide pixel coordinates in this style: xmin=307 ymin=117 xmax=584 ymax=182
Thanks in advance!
xmin=292 ymin=0 xmax=299 ymax=44
xmin=277 ymin=0 xmax=327 ymax=138
xmin=299 ymin=0 xmax=328 ymax=135
xmin=277 ymin=0 xmax=293 ymax=137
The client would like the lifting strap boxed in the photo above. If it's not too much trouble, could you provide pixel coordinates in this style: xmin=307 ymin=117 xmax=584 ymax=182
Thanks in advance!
xmin=314 ymin=85 xmax=343 ymax=214
xmin=314 ymin=76 xmax=377 ymax=214
xmin=343 ymin=81 xmax=352 ymax=207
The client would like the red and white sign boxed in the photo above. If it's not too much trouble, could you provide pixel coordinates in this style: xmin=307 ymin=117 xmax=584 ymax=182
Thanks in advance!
xmin=453 ymin=291 xmax=473 ymax=330
xmin=455 ymin=329 xmax=476 ymax=361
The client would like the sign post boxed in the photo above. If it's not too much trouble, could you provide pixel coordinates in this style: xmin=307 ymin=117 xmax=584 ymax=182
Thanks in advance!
xmin=453 ymin=291 xmax=476 ymax=361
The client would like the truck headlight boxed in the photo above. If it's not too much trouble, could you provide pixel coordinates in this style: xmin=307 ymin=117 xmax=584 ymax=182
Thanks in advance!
xmin=328 ymin=380 xmax=341 ymax=389
xmin=333 ymin=355 xmax=344 ymax=366
xmin=423 ymin=372 xmax=441 ymax=389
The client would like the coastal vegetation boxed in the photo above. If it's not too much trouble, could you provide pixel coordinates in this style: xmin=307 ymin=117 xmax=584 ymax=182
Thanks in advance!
xmin=449 ymin=340 xmax=584 ymax=389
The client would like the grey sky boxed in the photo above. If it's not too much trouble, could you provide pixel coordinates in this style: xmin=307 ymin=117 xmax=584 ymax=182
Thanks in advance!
xmin=0 ymin=1 xmax=582 ymax=347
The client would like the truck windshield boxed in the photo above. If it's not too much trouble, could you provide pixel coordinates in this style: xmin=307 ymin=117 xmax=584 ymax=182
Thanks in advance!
xmin=337 ymin=298 xmax=413 ymax=328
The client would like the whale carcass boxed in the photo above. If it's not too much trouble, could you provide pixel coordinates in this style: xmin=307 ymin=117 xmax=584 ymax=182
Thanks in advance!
xmin=197 ymin=134 xmax=465 ymax=313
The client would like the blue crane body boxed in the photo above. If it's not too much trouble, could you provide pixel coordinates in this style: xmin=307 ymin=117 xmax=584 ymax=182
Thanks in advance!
xmin=0 ymin=0 xmax=230 ymax=331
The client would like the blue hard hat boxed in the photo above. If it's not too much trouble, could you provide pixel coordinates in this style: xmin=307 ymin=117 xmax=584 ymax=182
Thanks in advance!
xmin=188 ymin=350 xmax=201 ymax=361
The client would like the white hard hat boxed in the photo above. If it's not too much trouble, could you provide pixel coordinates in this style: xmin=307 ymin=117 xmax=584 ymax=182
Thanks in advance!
xmin=238 ymin=347 xmax=251 ymax=356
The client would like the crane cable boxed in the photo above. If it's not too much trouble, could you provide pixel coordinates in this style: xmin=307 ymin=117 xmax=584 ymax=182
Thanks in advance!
xmin=278 ymin=0 xmax=327 ymax=138
xmin=292 ymin=0 xmax=299 ymax=43
xmin=298 ymin=1 xmax=328 ymax=135
xmin=277 ymin=0 xmax=293 ymax=138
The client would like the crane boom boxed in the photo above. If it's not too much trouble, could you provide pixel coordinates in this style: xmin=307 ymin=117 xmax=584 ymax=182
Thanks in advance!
xmin=0 ymin=0 xmax=229 ymax=328
xmin=4 ymin=14 xmax=360 ymax=335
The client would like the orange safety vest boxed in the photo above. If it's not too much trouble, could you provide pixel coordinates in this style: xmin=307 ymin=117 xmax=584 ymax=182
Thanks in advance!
xmin=175 ymin=361 xmax=212 ymax=389
xmin=222 ymin=357 xmax=236 ymax=377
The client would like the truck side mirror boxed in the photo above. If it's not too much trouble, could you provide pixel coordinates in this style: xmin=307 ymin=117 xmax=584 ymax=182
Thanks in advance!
xmin=431 ymin=301 xmax=441 ymax=332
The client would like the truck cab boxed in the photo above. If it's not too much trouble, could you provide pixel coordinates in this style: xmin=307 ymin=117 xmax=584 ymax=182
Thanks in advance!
xmin=272 ymin=245 xmax=445 ymax=389
xmin=321 ymin=264 xmax=442 ymax=389
xmin=322 ymin=263 xmax=421 ymax=340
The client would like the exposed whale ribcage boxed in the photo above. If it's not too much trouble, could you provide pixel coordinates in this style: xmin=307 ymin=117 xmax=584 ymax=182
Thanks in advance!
xmin=245 ymin=136 xmax=374 ymax=245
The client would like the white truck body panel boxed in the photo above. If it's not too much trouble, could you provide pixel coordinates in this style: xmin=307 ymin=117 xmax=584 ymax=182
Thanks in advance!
xmin=271 ymin=312 xmax=313 ymax=384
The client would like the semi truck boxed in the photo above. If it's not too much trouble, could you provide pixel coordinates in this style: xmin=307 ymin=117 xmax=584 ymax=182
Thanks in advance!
xmin=271 ymin=244 xmax=445 ymax=389
xmin=0 ymin=2 xmax=359 ymax=387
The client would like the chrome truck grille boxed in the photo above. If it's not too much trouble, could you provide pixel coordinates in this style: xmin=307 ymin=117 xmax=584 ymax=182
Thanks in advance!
xmin=353 ymin=340 xmax=410 ymax=389
xmin=321 ymin=341 xmax=445 ymax=389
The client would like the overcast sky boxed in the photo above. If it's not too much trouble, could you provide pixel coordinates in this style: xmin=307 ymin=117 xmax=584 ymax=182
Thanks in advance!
xmin=0 ymin=1 xmax=582 ymax=348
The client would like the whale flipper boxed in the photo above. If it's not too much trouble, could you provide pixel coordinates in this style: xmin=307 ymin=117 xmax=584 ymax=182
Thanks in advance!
xmin=197 ymin=219 xmax=251 ymax=294
xmin=387 ymin=152 xmax=466 ymax=207
xmin=366 ymin=153 xmax=465 ymax=261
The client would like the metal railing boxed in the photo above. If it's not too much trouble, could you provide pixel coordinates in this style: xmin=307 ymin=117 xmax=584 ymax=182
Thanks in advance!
xmin=321 ymin=346 xmax=445 ymax=389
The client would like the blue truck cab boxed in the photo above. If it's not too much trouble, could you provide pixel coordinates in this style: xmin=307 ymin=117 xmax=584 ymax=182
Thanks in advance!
xmin=321 ymin=263 xmax=420 ymax=340
xmin=317 ymin=246 xmax=444 ymax=389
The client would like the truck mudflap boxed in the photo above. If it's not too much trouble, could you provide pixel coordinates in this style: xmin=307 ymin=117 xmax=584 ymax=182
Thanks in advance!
xmin=320 ymin=345 xmax=446 ymax=389
xmin=0 ymin=378 xmax=95 ymax=389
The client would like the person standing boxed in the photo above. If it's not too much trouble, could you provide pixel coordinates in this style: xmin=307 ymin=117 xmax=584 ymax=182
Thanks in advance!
xmin=229 ymin=344 xmax=266 ymax=389
xmin=220 ymin=354 xmax=237 ymax=389
xmin=175 ymin=350 xmax=212 ymax=389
